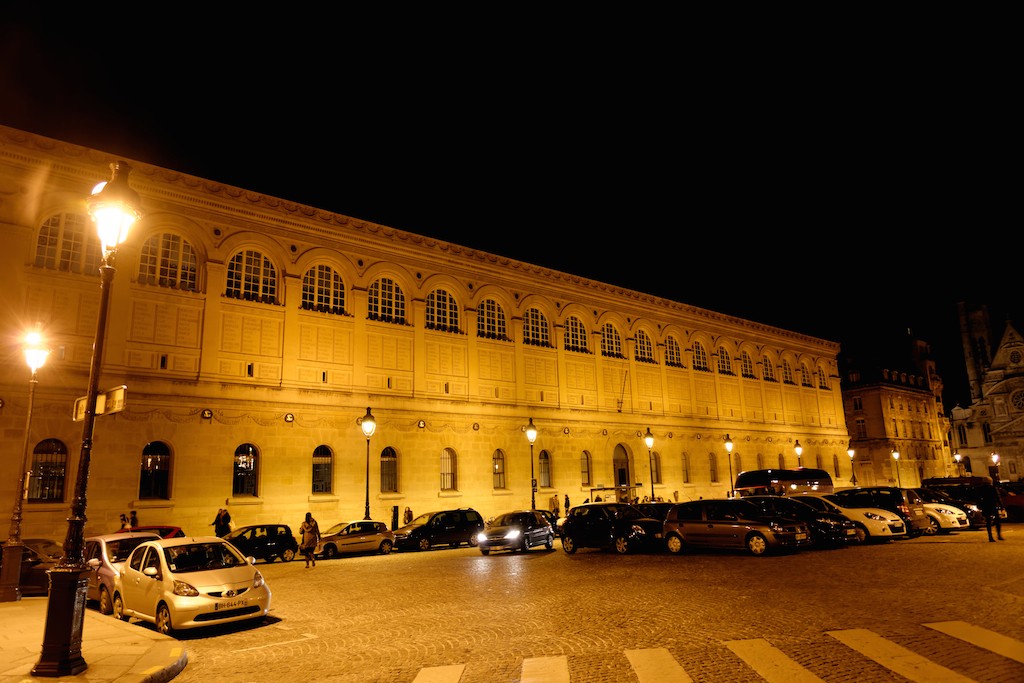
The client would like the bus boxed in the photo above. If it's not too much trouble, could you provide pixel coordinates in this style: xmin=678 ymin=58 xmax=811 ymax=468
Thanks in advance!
xmin=733 ymin=468 xmax=834 ymax=497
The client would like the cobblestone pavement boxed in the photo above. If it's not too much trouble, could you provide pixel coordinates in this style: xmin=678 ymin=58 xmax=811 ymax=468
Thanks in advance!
xmin=157 ymin=525 xmax=1023 ymax=682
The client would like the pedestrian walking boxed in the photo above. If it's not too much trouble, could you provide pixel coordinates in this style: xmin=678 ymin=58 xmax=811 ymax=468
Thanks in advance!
xmin=128 ymin=510 xmax=139 ymax=528
xmin=564 ymin=494 xmax=570 ymax=512
xmin=550 ymin=493 xmax=560 ymax=517
xmin=299 ymin=511 xmax=321 ymax=567
xmin=979 ymin=484 xmax=1005 ymax=541
xmin=212 ymin=508 xmax=232 ymax=537
xmin=403 ymin=506 xmax=413 ymax=525
xmin=119 ymin=513 xmax=130 ymax=530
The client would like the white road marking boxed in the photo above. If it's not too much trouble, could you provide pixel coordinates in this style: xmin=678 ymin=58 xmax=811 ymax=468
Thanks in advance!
xmin=236 ymin=633 xmax=317 ymax=651
xmin=412 ymin=664 xmax=466 ymax=683
xmin=924 ymin=620 xmax=1024 ymax=664
xmin=828 ymin=628 xmax=977 ymax=682
xmin=624 ymin=647 xmax=693 ymax=683
xmin=726 ymin=638 xmax=827 ymax=683
xmin=521 ymin=655 xmax=570 ymax=683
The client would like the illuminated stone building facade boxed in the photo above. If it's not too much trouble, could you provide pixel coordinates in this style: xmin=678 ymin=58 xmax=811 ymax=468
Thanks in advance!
xmin=0 ymin=125 xmax=851 ymax=539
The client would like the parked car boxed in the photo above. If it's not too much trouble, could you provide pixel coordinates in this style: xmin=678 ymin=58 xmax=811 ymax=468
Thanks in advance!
xmin=222 ymin=524 xmax=298 ymax=563
xmin=914 ymin=486 xmax=985 ymax=528
xmin=393 ymin=508 xmax=485 ymax=551
xmin=999 ymin=482 xmax=1024 ymax=521
xmin=315 ymin=520 xmax=394 ymax=558
xmin=920 ymin=500 xmax=970 ymax=535
xmin=831 ymin=487 xmax=930 ymax=537
xmin=560 ymin=502 xmax=664 ymax=555
xmin=84 ymin=531 xmax=161 ymax=614
xmin=744 ymin=495 xmax=857 ymax=548
xmin=0 ymin=543 xmax=55 ymax=596
xmin=663 ymin=498 xmax=812 ymax=556
xmin=23 ymin=537 xmax=64 ymax=561
xmin=534 ymin=509 xmax=560 ymax=530
xmin=115 ymin=525 xmax=186 ymax=539
xmin=477 ymin=510 xmax=555 ymax=555
xmin=113 ymin=535 xmax=272 ymax=634
xmin=920 ymin=477 xmax=1008 ymax=523
xmin=787 ymin=493 xmax=907 ymax=543
xmin=633 ymin=501 xmax=677 ymax=522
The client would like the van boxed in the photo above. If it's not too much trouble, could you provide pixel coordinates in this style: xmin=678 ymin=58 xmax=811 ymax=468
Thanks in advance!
xmin=392 ymin=508 xmax=485 ymax=551
xmin=831 ymin=486 xmax=930 ymax=536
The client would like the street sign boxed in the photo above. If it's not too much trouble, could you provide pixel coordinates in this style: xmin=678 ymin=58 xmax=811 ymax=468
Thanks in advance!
xmin=72 ymin=385 xmax=127 ymax=422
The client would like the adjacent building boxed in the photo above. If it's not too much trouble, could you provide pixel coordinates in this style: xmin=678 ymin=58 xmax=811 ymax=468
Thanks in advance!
xmin=0 ymin=125 xmax=851 ymax=539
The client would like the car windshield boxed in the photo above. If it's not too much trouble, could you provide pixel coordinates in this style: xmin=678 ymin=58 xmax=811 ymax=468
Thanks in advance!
xmin=164 ymin=542 xmax=247 ymax=573
xmin=493 ymin=512 xmax=530 ymax=526
xmin=323 ymin=523 xmax=350 ymax=535
xmin=610 ymin=505 xmax=643 ymax=520
xmin=26 ymin=539 xmax=63 ymax=559
xmin=106 ymin=537 xmax=154 ymax=563
xmin=410 ymin=513 xmax=434 ymax=525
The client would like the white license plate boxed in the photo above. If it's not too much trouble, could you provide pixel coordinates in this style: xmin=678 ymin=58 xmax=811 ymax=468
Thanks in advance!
xmin=845 ymin=529 xmax=857 ymax=535
xmin=215 ymin=599 xmax=247 ymax=611
xmin=795 ymin=533 xmax=807 ymax=540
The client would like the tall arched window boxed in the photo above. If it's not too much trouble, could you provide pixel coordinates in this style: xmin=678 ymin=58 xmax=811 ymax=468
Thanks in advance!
xmin=564 ymin=316 xmax=589 ymax=353
xmin=782 ymin=360 xmax=795 ymax=384
xmin=378 ymin=446 xmax=398 ymax=493
xmin=301 ymin=264 xmax=345 ymax=314
xmin=740 ymin=352 xmax=756 ymax=379
xmin=778 ymin=452 xmax=786 ymax=469
xmin=440 ymin=448 xmax=458 ymax=491
xmin=477 ymin=299 xmax=508 ymax=340
xmin=763 ymin=356 xmax=777 ymax=382
xmin=539 ymin=450 xmax=552 ymax=487
xmin=29 ymin=438 xmax=67 ymax=502
xmin=681 ymin=453 xmax=691 ymax=484
xmin=425 ymin=288 xmax=459 ymax=332
xmin=233 ymin=443 xmax=259 ymax=496
xmin=635 ymin=330 xmax=655 ymax=363
xmin=817 ymin=367 xmax=830 ymax=389
xmin=523 ymin=308 xmax=550 ymax=347
xmin=717 ymin=348 xmax=733 ymax=374
xmin=367 ymin=277 xmax=406 ymax=324
xmin=800 ymin=363 xmax=813 ymax=387
xmin=652 ymin=452 xmax=662 ymax=485
xmin=226 ymin=249 xmax=277 ymax=303
xmin=601 ymin=323 xmax=623 ymax=358
xmin=492 ymin=450 xmax=506 ymax=489
xmin=692 ymin=342 xmax=710 ymax=372
xmin=665 ymin=336 xmax=684 ymax=368
xmin=312 ymin=445 xmax=333 ymax=493
xmin=709 ymin=452 xmax=719 ymax=483
xmin=580 ymin=451 xmax=592 ymax=486
xmin=138 ymin=232 xmax=198 ymax=291
xmin=139 ymin=441 xmax=171 ymax=500
xmin=34 ymin=212 xmax=101 ymax=275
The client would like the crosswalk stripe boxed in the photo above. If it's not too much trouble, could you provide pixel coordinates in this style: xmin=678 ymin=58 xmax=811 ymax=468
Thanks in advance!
xmin=827 ymin=628 xmax=977 ymax=683
xmin=924 ymin=620 xmax=1024 ymax=664
xmin=521 ymin=655 xmax=570 ymax=683
xmin=725 ymin=638 xmax=827 ymax=683
xmin=624 ymin=647 xmax=693 ymax=683
xmin=411 ymin=664 xmax=465 ymax=683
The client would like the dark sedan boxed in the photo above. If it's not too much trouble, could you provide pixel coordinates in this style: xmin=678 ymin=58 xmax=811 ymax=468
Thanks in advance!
xmin=560 ymin=502 xmax=664 ymax=554
xmin=477 ymin=510 xmax=555 ymax=555
xmin=222 ymin=524 xmax=298 ymax=563
xmin=0 ymin=544 xmax=56 ymax=596
xmin=744 ymin=495 xmax=858 ymax=547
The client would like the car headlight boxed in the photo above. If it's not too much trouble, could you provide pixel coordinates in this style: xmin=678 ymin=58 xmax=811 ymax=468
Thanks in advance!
xmin=172 ymin=580 xmax=199 ymax=597
xmin=504 ymin=530 xmax=522 ymax=541
xmin=475 ymin=532 xmax=487 ymax=543
xmin=965 ymin=504 xmax=980 ymax=512
xmin=862 ymin=511 xmax=885 ymax=521
xmin=936 ymin=508 xmax=955 ymax=517
xmin=629 ymin=524 xmax=647 ymax=537
xmin=253 ymin=570 xmax=265 ymax=588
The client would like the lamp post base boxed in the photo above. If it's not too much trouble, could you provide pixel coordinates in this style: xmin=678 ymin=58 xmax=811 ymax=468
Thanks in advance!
xmin=32 ymin=566 xmax=90 ymax=677
xmin=0 ymin=543 xmax=26 ymax=602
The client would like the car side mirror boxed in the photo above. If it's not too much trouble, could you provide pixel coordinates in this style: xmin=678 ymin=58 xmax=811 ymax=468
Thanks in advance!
xmin=87 ymin=558 xmax=100 ymax=570
xmin=143 ymin=566 xmax=159 ymax=578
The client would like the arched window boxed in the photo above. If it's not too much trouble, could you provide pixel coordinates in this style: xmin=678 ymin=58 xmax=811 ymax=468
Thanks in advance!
xmin=763 ymin=357 xmax=777 ymax=382
xmin=652 ymin=452 xmax=662 ymax=485
xmin=301 ymin=264 xmax=345 ymax=314
xmin=800 ymin=363 xmax=813 ymax=387
xmin=601 ymin=323 xmax=624 ymax=358
xmin=635 ymin=330 xmax=655 ymax=363
xmin=740 ymin=352 xmax=756 ymax=379
xmin=717 ymin=348 xmax=733 ymax=375
xmin=367 ymin=277 xmax=406 ymax=324
xmin=233 ymin=443 xmax=259 ymax=496
xmin=138 ymin=232 xmax=198 ymax=291
xmin=580 ymin=451 xmax=592 ymax=486
xmin=226 ymin=249 xmax=277 ymax=303
xmin=539 ymin=450 xmax=552 ymax=487
xmin=665 ymin=336 xmax=684 ymax=368
xmin=692 ymin=342 xmax=710 ymax=372
xmin=313 ymin=445 xmax=333 ymax=493
xmin=440 ymin=448 xmax=458 ymax=491
xmin=477 ymin=299 xmax=508 ymax=340
xmin=756 ymin=453 xmax=765 ymax=469
xmin=523 ymin=308 xmax=550 ymax=347
xmin=426 ymin=288 xmax=459 ymax=332
xmin=782 ymin=360 xmax=795 ymax=384
xmin=564 ymin=316 xmax=589 ymax=353
xmin=139 ymin=441 xmax=171 ymax=500
xmin=34 ymin=212 xmax=101 ymax=275
xmin=380 ymin=446 xmax=397 ymax=493
xmin=778 ymin=452 xmax=786 ymax=469
xmin=29 ymin=438 xmax=67 ymax=502
xmin=492 ymin=450 xmax=506 ymax=489
xmin=817 ymin=367 xmax=830 ymax=389
xmin=709 ymin=452 xmax=719 ymax=483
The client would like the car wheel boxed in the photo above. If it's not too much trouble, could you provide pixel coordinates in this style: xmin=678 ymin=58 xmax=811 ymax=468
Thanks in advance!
xmin=417 ymin=537 xmax=431 ymax=552
xmin=280 ymin=548 xmax=295 ymax=562
xmin=468 ymin=536 xmax=479 ymax=547
xmin=746 ymin=533 xmax=769 ymax=556
xmin=323 ymin=545 xmax=338 ymax=559
xmin=562 ymin=535 xmax=577 ymax=554
xmin=924 ymin=517 xmax=940 ymax=536
xmin=666 ymin=534 xmax=683 ymax=555
xmin=613 ymin=535 xmax=630 ymax=554
xmin=155 ymin=603 xmax=173 ymax=635
xmin=480 ymin=548 xmax=490 ymax=555
xmin=520 ymin=537 xmax=530 ymax=552
xmin=98 ymin=585 xmax=113 ymax=618
xmin=379 ymin=540 xmax=393 ymax=555
xmin=853 ymin=525 xmax=868 ymax=544
xmin=112 ymin=593 xmax=128 ymax=621
xmin=544 ymin=534 xmax=554 ymax=550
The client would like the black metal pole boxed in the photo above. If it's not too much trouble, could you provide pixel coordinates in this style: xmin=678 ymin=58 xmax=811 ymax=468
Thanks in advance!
xmin=649 ymin=448 xmax=655 ymax=501
xmin=0 ymin=368 xmax=40 ymax=602
xmin=530 ymin=444 xmax=535 ymax=510
xmin=364 ymin=437 xmax=371 ymax=520
xmin=34 ymin=260 xmax=115 ymax=677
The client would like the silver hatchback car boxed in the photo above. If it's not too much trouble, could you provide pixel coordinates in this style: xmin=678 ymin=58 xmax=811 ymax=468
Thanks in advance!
xmin=84 ymin=531 xmax=160 ymax=614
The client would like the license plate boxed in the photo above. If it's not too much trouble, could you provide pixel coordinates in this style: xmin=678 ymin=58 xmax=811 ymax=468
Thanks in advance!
xmin=795 ymin=533 xmax=807 ymax=540
xmin=845 ymin=529 xmax=856 ymax=535
xmin=215 ymin=599 xmax=247 ymax=611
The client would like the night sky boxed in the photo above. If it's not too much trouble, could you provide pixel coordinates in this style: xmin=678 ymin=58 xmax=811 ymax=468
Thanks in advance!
xmin=1 ymin=15 xmax=1015 ymax=409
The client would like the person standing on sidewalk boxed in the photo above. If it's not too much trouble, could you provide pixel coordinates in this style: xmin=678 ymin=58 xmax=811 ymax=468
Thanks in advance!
xmin=299 ymin=512 xmax=321 ymax=567
xmin=979 ymin=484 xmax=1005 ymax=541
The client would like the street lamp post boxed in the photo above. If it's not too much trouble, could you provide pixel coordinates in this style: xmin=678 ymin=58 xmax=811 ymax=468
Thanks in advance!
xmin=892 ymin=448 xmax=902 ymax=487
xmin=724 ymin=434 xmax=734 ymax=498
xmin=526 ymin=418 xmax=538 ymax=509
xmin=794 ymin=440 xmax=803 ymax=468
xmin=360 ymin=407 xmax=376 ymax=520
xmin=35 ymin=162 xmax=141 ymax=677
xmin=0 ymin=331 xmax=50 ymax=603
xmin=954 ymin=451 xmax=963 ymax=477
xmin=644 ymin=428 xmax=655 ymax=501
xmin=848 ymin=445 xmax=857 ymax=486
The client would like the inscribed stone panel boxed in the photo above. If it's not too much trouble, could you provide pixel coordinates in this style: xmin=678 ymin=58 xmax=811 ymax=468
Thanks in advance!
xmin=221 ymin=313 xmax=242 ymax=352
xmin=694 ymin=378 xmax=716 ymax=406
xmin=367 ymin=333 xmax=413 ymax=370
xmin=260 ymin=319 xmax=280 ymax=356
xmin=636 ymin=367 xmax=662 ymax=399
xmin=565 ymin=359 xmax=597 ymax=391
xmin=478 ymin=347 xmax=514 ymax=381
xmin=175 ymin=307 xmax=201 ymax=347
xmin=130 ymin=300 xmax=156 ymax=342
xmin=426 ymin=340 xmax=468 ymax=376
xmin=524 ymin=352 xmax=556 ymax=386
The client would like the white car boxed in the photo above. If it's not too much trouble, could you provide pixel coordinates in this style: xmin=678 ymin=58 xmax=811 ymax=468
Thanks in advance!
xmin=788 ymin=492 xmax=908 ymax=543
xmin=114 ymin=536 xmax=271 ymax=634
xmin=84 ymin=531 xmax=160 ymax=614
xmin=921 ymin=502 xmax=969 ymax=535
